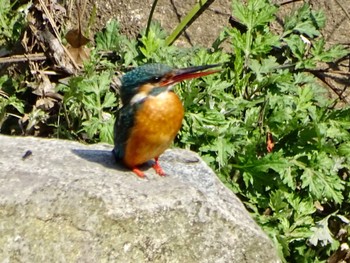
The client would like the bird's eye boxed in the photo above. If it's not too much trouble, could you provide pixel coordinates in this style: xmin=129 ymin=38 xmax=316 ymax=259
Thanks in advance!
xmin=152 ymin=77 xmax=161 ymax=82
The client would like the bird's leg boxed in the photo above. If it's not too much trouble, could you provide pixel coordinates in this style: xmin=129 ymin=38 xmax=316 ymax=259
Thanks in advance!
xmin=152 ymin=157 xmax=166 ymax=176
xmin=132 ymin=167 xmax=146 ymax=178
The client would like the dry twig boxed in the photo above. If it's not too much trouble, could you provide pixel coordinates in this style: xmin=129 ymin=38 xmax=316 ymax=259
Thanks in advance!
xmin=37 ymin=0 xmax=79 ymax=71
xmin=0 ymin=53 xmax=46 ymax=64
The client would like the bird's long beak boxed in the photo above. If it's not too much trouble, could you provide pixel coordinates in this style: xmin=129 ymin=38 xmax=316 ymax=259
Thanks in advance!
xmin=159 ymin=64 xmax=221 ymax=87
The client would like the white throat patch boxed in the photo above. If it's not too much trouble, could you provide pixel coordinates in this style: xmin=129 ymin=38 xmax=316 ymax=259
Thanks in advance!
xmin=130 ymin=92 xmax=148 ymax=105
xmin=130 ymin=85 xmax=174 ymax=105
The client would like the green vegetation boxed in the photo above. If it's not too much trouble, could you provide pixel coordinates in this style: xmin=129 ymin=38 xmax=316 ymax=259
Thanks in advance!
xmin=0 ymin=0 xmax=28 ymax=47
xmin=1 ymin=0 xmax=349 ymax=261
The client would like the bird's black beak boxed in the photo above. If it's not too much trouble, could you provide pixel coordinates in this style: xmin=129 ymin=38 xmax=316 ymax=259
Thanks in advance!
xmin=159 ymin=64 xmax=221 ymax=86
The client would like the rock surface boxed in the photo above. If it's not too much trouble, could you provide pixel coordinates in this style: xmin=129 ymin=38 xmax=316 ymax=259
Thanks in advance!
xmin=0 ymin=135 xmax=280 ymax=262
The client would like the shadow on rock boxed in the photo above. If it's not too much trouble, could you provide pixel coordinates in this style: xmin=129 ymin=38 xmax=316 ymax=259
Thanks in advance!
xmin=71 ymin=148 xmax=126 ymax=171
xmin=71 ymin=148 xmax=154 ymax=176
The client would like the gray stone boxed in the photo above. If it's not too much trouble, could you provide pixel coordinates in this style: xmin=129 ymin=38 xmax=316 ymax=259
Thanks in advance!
xmin=0 ymin=135 xmax=280 ymax=262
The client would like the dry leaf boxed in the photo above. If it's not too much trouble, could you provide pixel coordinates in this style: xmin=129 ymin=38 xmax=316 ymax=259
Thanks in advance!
xmin=66 ymin=46 xmax=91 ymax=66
xmin=65 ymin=28 xmax=90 ymax=48
xmin=31 ymin=71 xmax=56 ymax=96
xmin=65 ymin=28 xmax=91 ymax=66
xmin=36 ymin=97 xmax=55 ymax=111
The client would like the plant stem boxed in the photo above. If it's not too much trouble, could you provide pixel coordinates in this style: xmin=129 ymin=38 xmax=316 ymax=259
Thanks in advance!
xmin=165 ymin=0 xmax=216 ymax=46
xmin=146 ymin=0 xmax=159 ymax=37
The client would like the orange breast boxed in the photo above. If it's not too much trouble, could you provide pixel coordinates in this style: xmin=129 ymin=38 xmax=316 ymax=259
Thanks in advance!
xmin=123 ymin=91 xmax=184 ymax=168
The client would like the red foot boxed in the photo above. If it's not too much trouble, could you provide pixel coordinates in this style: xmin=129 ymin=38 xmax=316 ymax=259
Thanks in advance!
xmin=132 ymin=167 xmax=146 ymax=178
xmin=152 ymin=157 xmax=166 ymax=176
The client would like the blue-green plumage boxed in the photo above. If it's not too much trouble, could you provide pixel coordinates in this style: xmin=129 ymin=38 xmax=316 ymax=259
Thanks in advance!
xmin=112 ymin=104 xmax=135 ymax=161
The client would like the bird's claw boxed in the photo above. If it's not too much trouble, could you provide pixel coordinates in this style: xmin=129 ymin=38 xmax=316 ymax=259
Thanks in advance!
xmin=132 ymin=168 xmax=147 ymax=178
xmin=131 ymin=158 xmax=166 ymax=178
xmin=152 ymin=163 xmax=166 ymax=176
xmin=152 ymin=157 xmax=166 ymax=176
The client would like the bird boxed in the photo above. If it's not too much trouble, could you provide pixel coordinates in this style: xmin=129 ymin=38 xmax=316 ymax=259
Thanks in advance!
xmin=113 ymin=63 xmax=220 ymax=178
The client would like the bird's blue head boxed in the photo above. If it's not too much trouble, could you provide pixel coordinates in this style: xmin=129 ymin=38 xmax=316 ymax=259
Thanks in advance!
xmin=120 ymin=64 xmax=172 ymax=105
xmin=120 ymin=63 xmax=221 ymax=105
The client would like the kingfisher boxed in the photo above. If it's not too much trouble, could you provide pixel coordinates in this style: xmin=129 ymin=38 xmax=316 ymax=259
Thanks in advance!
xmin=113 ymin=63 xmax=220 ymax=178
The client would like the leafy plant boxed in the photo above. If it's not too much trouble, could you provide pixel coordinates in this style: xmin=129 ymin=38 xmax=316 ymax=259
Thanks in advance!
xmin=173 ymin=0 xmax=350 ymax=261
xmin=0 ymin=75 xmax=24 ymax=131
xmin=56 ymin=70 xmax=117 ymax=143
xmin=95 ymin=20 xmax=139 ymax=67
xmin=0 ymin=0 xmax=29 ymax=47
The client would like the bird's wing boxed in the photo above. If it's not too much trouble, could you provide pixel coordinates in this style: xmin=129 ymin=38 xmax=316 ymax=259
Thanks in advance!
xmin=113 ymin=104 xmax=137 ymax=161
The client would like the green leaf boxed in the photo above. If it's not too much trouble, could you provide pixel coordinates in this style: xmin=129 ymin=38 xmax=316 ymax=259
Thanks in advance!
xmin=300 ymin=165 xmax=344 ymax=204
xmin=95 ymin=20 xmax=122 ymax=51
xmin=284 ymin=35 xmax=307 ymax=61
xmin=232 ymin=0 xmax=277 ymax=30
xmin=7 ymin=96 xmax=24 ymax=114
xmin=102 ymin=92 xmax=117 ymax=108
xmin=235 ymin=151 xmax=292 ymax=174
xmin=283 ymin=4 xmax=325 ymax=37
xmin=249 ymin=56 xmax=279 ymax=82
xmin=310 ymin=39 xmax=349 ymax=63
xmin=309 ymin=213 xmax=336 ymax=247
xmin=99 ymin=115 xmax=115 ymax=143
xmin=251 ymin=33 xmax=280 ymax=56
xmin=338 ymin=142 xmax=350 ymax=158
